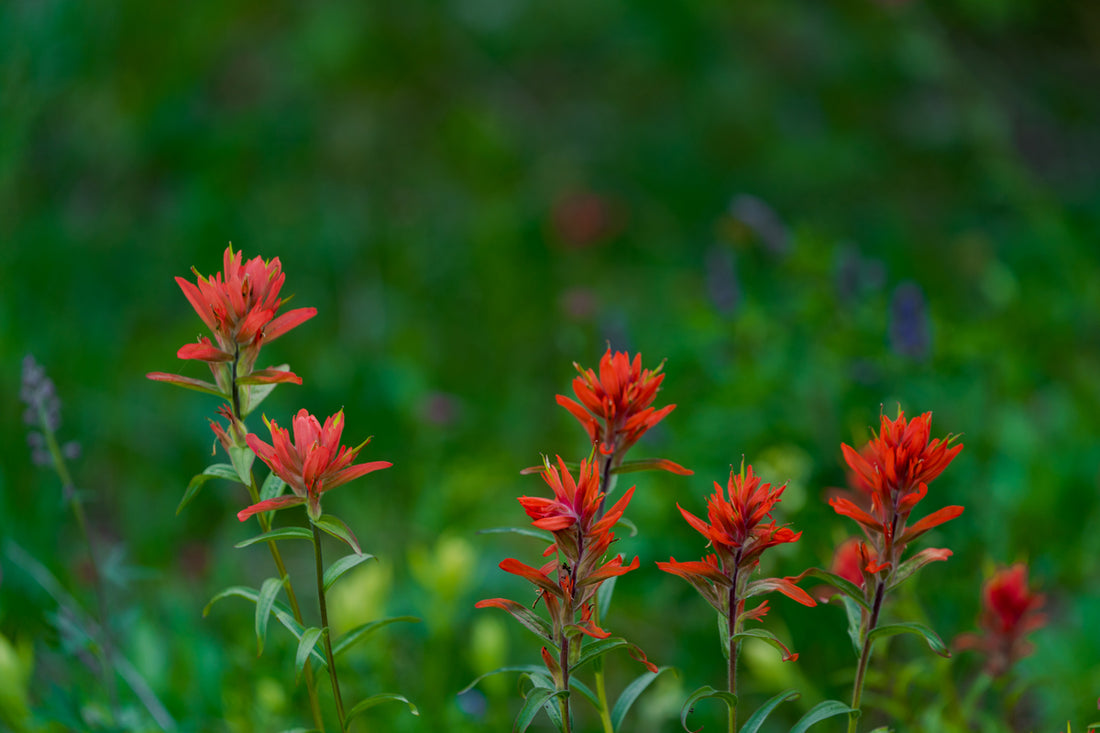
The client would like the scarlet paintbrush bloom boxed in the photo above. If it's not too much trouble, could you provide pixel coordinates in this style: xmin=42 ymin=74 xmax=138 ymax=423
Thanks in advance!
xmin=829 ymin=409 xmax=963 ymax=575
xmin=237 ymin=409 xmax=391 ymax=522
xmin=477 ymin=458 xmax=656 ymax=674
xmin=658 ymin=463 xmax=814 ymax=659
xmin=556 ymin=349 xmax=690 ymax=474
xmin=147 ymin=246 xmax=316 ymax=401
xmin=957 ymin=564 xmax=1047 ymax=676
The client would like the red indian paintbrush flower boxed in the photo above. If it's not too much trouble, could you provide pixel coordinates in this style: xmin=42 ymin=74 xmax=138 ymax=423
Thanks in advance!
xmin=147 ymin=246 xmax=317 ymax=401
xmin=477 ymin=457 xmax=656 ymax=675
xmin=829 ymin=409 xmax=963 ymax=575
xmin=956 ymin=563 xmax=1047 ymax=676
xmin=556 ymin=348 xmax=690 ymax=475
xmin=238 ymin=409 xmax=391 ymax=522
xmin=658 ymin=463 xmax=814 ymax=659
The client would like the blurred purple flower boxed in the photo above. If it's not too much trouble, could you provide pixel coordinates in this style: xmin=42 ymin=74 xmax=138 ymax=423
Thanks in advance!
xmin=890 ymin=281 xmax=931 ymax=360
xmin=21 ymin=355 xmax=80 ymax=467
xmin=705 ymin=244 xmax=740 ymax=315
xmin=729 ymin=194 xmax=789 ymax=255
xmin=834 ymin=245 xmax=886 ymax=303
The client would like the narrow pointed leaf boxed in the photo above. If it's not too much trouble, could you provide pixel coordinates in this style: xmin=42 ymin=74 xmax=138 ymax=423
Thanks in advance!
xmin=680 ymin=686 xmax=737 ymax=733
xmin=867 ymin=622 xmax=950 ymax=658
xmin=295 ymin=627 xmax=324 ymax=683
xmin=177 ymin=464 xmax=241 ymax=514
xmin=203 ymin=585 xmax=327 ymax=668
xmin=614 ymin=516 xmax=638 ymax=538
xmin=241 ymin=369 xmax=286 ymax=417
xmin=346 ymin=693 xmax=419 ymax=723
xmin=477 ymin=526 xmax=555 ymax=543
xmin=789 ymin=700 xmax=855 ymax=733
xmin=521 ymin=672 xmax=565 ymax=729
xmin=887 ymin=547 xmax=953 ymax=592
xmin=256 ymin=577 xmax=286 ymax=655
xmin=146 ymin=372 xmax=226 ymax=398
xmin=260 ymin=472 xmax=287 ymax=501
xmin=235 ymin=527 xmax=314 ymax=549
xmin=596 ymin=575 xmax=617 ymax=615
xmin=611 ymin=457 xmax=692 ymax=475
xmin=841 ymin=596 xmax=864 ymax=656
xmin=797 ymin=568 xmax=871 ymax=611
xmin=611 ymin=666 xmax=674 ymax=730
xmin=731 ymin=628 xmax=797 ymax=662
xmin=568 ymin=637 xmax=628 ymax=674
xmin=313 ymin=514 xmax=362 ymax=554
xmin=332 ymin=616 xmax=420 ymax=657
xmin=515 ymin=687 xmax=568 ymax=733
xmin=323 ymin=553 xmax=377 ymax=592
xmin=739 ymin=688 xmax=800 ymax=733
xmin=475 ymin=598 xmax=553 ymax=642
xmin=458 ymin=665 xmax=546 ymax=695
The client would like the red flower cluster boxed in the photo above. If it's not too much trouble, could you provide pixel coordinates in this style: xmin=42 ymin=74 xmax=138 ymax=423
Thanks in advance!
xmin=957 ymin=564 xmax=1047 ymax=676
xmin=658 ymin=464 xmax=814 ymax=657
xmin=238 ymin=409 xmax=391 ymax=522
xmin=829 ymin=410 xmax=963 ymax=581
xmin=147 ymin=246 xmax=316 ymax=403
xmin=477 ymin=458 xmax=656 ymax=674
xmin=556 ymin=349 xmax=689 ymax=474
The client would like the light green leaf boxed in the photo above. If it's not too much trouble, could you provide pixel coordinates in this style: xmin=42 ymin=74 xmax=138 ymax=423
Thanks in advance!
xmin=241 ymin=372 xmax=284 ymax=417
xmin=235 ymin=527 xmax=314 ymax=549
xmin=323 ymin=553 xmax=377 ymax=592
xmin=332 ymin=616 xmax=420 ymax=657
xmin=313 ymin=514 xmax=362 ymax=554
xmin=680 ymin=686 xmax=737 ymax=732
xmin=867 ymin=622 xmax=950 ymax=658
xmin=177 ymin=464 xmax=240 ymax=515
xmin=295 ymin=627 xmax=324 ymax=683
xmin=568 ymin=637 xmax=628 ymax=674
xmin=797 ymin=568 xmax=871 ymax=611
xmin=476 ymin=526 xmax=555 ymax=543
xmin=229 ymin=443 xmax=255 ymax=485
xmin=203 ymin=585 xmax=327 ymax=668
xmin=458 ymin=665 xmax=546 ymax=696
xmin=260 ymin=472 xmax=287 ymax=501
xmin=731 ymin=628 xmax=796 ymax=662
xmin=515 ymin=687 xmax=568 ymax=733
xmin=740 ymin=688 xmax=800 ymax=733
xmin=597 ymin=575 xmax=617 ymax=614
xmin=346 ymin=693 xmax=419 ymax=723
xmin=256 ymin=577 xmax=286 ymax=655
xmin=789 ymin=700 xmax=855 ymax=733
xmin=841 ymin=596 xmax=864 ymax=656
xmin=611 ymin=666 xmax=674 ymax=731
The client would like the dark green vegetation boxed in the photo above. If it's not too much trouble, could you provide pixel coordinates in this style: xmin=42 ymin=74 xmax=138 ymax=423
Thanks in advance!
xmin=2 ymin=1 xmax=1099 ymax=730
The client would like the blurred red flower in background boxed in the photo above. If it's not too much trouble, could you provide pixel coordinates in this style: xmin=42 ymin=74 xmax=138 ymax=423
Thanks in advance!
xmin=957 ymin=564 xmax=1047 ymax=676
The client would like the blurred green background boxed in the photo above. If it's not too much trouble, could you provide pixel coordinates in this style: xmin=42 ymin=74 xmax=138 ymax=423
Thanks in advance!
xmin=2 ymin=0 xmax=1099 ymax=731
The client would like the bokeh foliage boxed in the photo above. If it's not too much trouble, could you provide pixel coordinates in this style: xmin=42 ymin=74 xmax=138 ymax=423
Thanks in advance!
xmin=2 ymin=0 xmax=1099 ymax=730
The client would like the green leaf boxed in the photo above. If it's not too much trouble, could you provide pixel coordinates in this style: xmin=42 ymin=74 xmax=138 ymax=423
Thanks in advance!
xmin=515 ymin=686 xmax=568 ymax=733
xmin=731 ymin=628 xmax=796 ymax=662
xmin=521 ymin=672 xmax=565 ymax=730
xmin=241 ymin=374 xmax=283 ymax=417
xmin=476 ymin=526 xmax=555 ymax=543
xmin=147 ymin=373 xmax=226 ymax=398
xmin=203 ymin=585 xmax=327 ymax=668
xmin=610 ymin=458 xmax=689 ymax=475
xmin=478 ymin=598 xmax=553 ymax=642
xmin=177 ymin=464 xmax=240 ymax=515
xmin=235 ymin=527 xmax=314 ymax=549
xmin=797 ymin=568 xmax=871 ymax=611
xmin=789 ymin=700 xmax=855 ymax=733
xmin=613 ymin=516 xmax=638 ymax=538
xmin=228 ymin=443 xmax=255 ymax=485
xmin=260 ymin=472 xmax=287 ymax=501
xmin=867 ymin=622 xmax=950 ymax=658
xmin=332 ymin=616 xmax=420 ymax=657
xmin=458 ymin=665 xmax=546 ymax=695
xmin=346 ymin=693 xmax=419 ymax=723
xmin=841 ymin=596 xmax=864 ymax=656
xmin=596 ymin=575 xmax=617 ymax=618
xmin=718 ymin=611 xmax=731 ymax=662
xmin=611 ymin=666 xmax=674 ymax=731
xmin=295 ymin=627 xmax=324 ymax=683
xmin=740 ymin=688 xmax=800 ymax=733
xmin=255 ymin=577 xmax=286 ymax=655
xmin=569 ymin=637 xmax=628 ymax=674
xmin=313 ymin=514 xmax=362 ymax=554
xmin=680 ymin=686 xmax=737 ymax=733
xmin=323 ymin=553 xmax=377 ymax=592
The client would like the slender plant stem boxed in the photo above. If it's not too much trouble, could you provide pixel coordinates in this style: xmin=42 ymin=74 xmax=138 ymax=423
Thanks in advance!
xmin=40 ymin=407 xmax=120 ymax=721
xmin=231 ymin=356 xmax=326 ymax=731
xmin=559 ymin=634 xmax=573 ymax=733
xmin=727 ymin=550 xmax=744 ymax=733
xmin=313 ymin=522 xmax=349 ymax=732
xmin=848 ymin=579 xmax=886 ymax=733
xmin=591 ymin=452 xmax=617 ymax=733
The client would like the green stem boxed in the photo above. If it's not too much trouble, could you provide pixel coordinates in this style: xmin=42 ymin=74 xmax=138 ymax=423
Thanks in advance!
xmin=591 ymin=452 xmax=617 ymax=733
xmin=40 ymin=407 xmax=120 ymax=722
xmin=313 ymin=522 xmax=348 ymax=732
xmin=231 ymin=356 xmax=326 ymax=731
xmin=559 ymin=634 xmax=573 ymax=733
xmin=727 ymin=550 xmax=744 ymax=733
xmin=848 ymin=579 xmax=886 ymax=733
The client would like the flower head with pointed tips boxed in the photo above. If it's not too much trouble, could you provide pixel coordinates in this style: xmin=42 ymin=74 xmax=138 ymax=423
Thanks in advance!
xmin=238 ymin=409 xmax=391 ymax=522
xmin=147 ymin=246 xmax=316 ymax=399
xmin=829 ymin=409 xmax=963 ymax=577
xmin=556 ymin=349 xmax=689 ymax=475
xmin=956 ymin=564 xmax=1046 ymax=676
